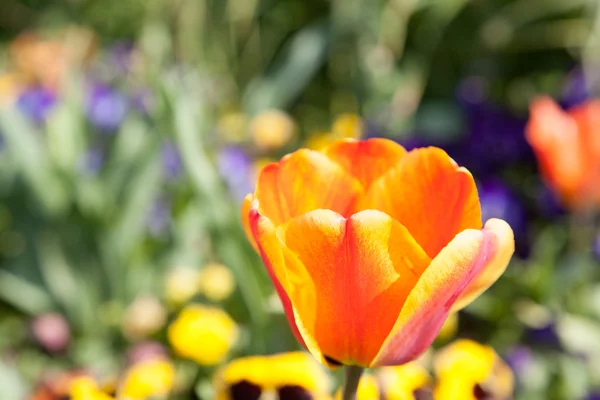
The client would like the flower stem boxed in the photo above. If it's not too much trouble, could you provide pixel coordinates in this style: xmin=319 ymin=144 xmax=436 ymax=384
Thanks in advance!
xmin=342 ymin=365 xmax=364 ymax=400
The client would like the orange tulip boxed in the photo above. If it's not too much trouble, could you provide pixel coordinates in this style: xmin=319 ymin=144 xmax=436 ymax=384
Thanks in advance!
xmin=242 ymin=138 xmax=514 ymax=368
xmin=526 ymin=97 xmax=600 ymax=210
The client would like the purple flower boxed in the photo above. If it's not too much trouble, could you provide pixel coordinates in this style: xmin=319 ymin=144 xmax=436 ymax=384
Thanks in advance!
xmin=535 ymin=183 xmax=565 ymax=219
xmin=79 ymin=147 xmax=105 ymax=176
xmin=504 ymin=346 xmax=534 ymax=378
xmin=108 ymin=40 xmax=136 ymax=75
xmin=450 ymin=77 xmax=534 ymax=176
xmin=561 ymin=67 xmax=592 ymax=108
xmin=217 ymin=146 xmax=254 ymax=202
xmin=479 ymin=180 xmax=528 ymax=255
xmin=147 ymin=197 xmax=171 ymax=238
xmin=593 ymin=233 xmax=600 ymax=263
xmin=131 ymin=88 xmax=155 ymax=116
xmin=161 ymin=141 xmax=182 ymax=180
xmin=526 ymin=321 xmax=562 ymax=349
xmin=86 ymin=82 xmax=128 ymax=133
xmin=17 ymin=86 xmax=57 ymax=124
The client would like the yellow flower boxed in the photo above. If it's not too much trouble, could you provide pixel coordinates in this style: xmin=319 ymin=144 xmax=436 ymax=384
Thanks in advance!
xmin=198 ymin=262 xmax=236 ymax=302
xmin=214 ymin=351 xmax=330 ymax=400
xmin=250 ymin=109 xmax=296 ymax=151
xmin=436 ymin=312 xmax=459 ymax=342
xmin=377 ymin=362 xmax=430 ymax=400
xmin=164 ymin=267 xmax=201 ymax=305
xmin=334 ymin=375 xmax=379 ymax=400
xmin=70 ymin=377 xmax=114 ymax=400
xmin=332 ymin=114 xmax=363 ymax=140
xmin=119 ymin=359 xmax=175 ymax=400
xmin=168 ymin=304 xmax=238 ymax=366
xmin=433 ymin=339 xmax=514 ymax=400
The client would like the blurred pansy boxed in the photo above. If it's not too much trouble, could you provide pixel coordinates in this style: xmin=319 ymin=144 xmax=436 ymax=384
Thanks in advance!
xmin=30 ymin=370 xmax=88 ymax=400
xmin=198 ymin=262 xmax=236 ymax=302
xmin=376 ymin=362 xmax=431 ymax=400
xmin=217 ymin=146 xmax=254 ymax=202
xmin=214 ymin=352 xmax=330 ymax=400
xmin=250 ymin=109 xmax=295 ymax=151
xmin=433 ymin=339 xmax=514 ymax=400
xmin=161 ymin=140 xmax=183 ymax=180
xmin=86 ymin=82 xmax=128 ymax=133
xmin=16 ymin=86 xmax=56 ymax=124
xmin=535 ymin=183 xmax=565 ymax=219
xmin=30 ymin=312 xmax=70 ymax=353
xmin=122 ymin=295 xmax=167 ymax=341
xmin=504 ymin=346 xmax=534 ymax=381
xmin=70 ymin=376 xmax=114 ymax=400
xmin=164 ymin=266 xmax=201 ymax=305
xmin=478 ymin=180 xmax=528 ymax=257
xmin=334 ymin=374 xmax=378 ymax=400
xmin=119 ymin=359 xmax=175 ymax=400
xmin=168 ymin=304 xmax=238 ymax=366
xmin=242 ymin=138 xmax=514 ymax=368
xmin=451 ymin=78 xmax=532 ymax=175
xmin=526 ymin=97 xmax=600 ymax=210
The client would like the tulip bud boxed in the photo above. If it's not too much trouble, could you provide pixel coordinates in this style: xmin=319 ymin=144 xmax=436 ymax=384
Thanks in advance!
xmin=164 ymin=267 xmax=201 ymax=305
xmin=30 ymin=312 xmax=70 ymax=353
xmin=122 ymin=295 xmax=167 ymax=341
xmin=198 ymin=262 xmax=236 ymax=302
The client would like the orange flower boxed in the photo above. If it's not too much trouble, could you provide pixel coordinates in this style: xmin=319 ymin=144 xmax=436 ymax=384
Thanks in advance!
xmin=242 ymin=138 xmax=514 ymax=368
xmin=526 ymin=97 xmax=600 ymax=210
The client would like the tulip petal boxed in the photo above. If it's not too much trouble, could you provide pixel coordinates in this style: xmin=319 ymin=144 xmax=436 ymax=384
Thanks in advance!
xmin=372 ymin=219 xmax=510 ymax=367
xmin=322 ymin=138 xmax=406 ymax=189
xmin=278 ymin=209 xmax=431 ymax=367
xmin=451 ymin=219 xmax=514 ymax=311
xmin=254 ymin=149 xmax=362 ymax=224
xmin=241 ymin=194 xmax=257 ymax=251
xmin=526 ymin=97 xmax=584 ymax=204
xmin=362 ymin=147 xmax=481 ymax=258
xmin=249 ymin=203 xmax=307 ymax=349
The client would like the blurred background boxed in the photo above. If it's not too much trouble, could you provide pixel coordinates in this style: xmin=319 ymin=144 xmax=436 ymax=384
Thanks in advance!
xmin=0 ymin=0 xmax=599 ymax=399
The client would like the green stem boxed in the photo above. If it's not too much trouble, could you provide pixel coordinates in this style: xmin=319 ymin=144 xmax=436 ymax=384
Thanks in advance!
xmin=342 ymin=365 xmax=364 ymax=400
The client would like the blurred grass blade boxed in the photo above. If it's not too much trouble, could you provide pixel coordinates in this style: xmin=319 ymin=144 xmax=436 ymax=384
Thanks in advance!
xmin=0 ymin=107 xmax=69 ymax=215
xmin=173 ymin=93 xmax=268 ymax=333
xmin=243 ymin=21 xmax=329 ymax=113
xmin=0 ymin=270 xmax=53 ymax=315
xmin=0 ymin=359 xmax=26 ymax=400
xmin=36 ymin=233 xmax=81 ymax=324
